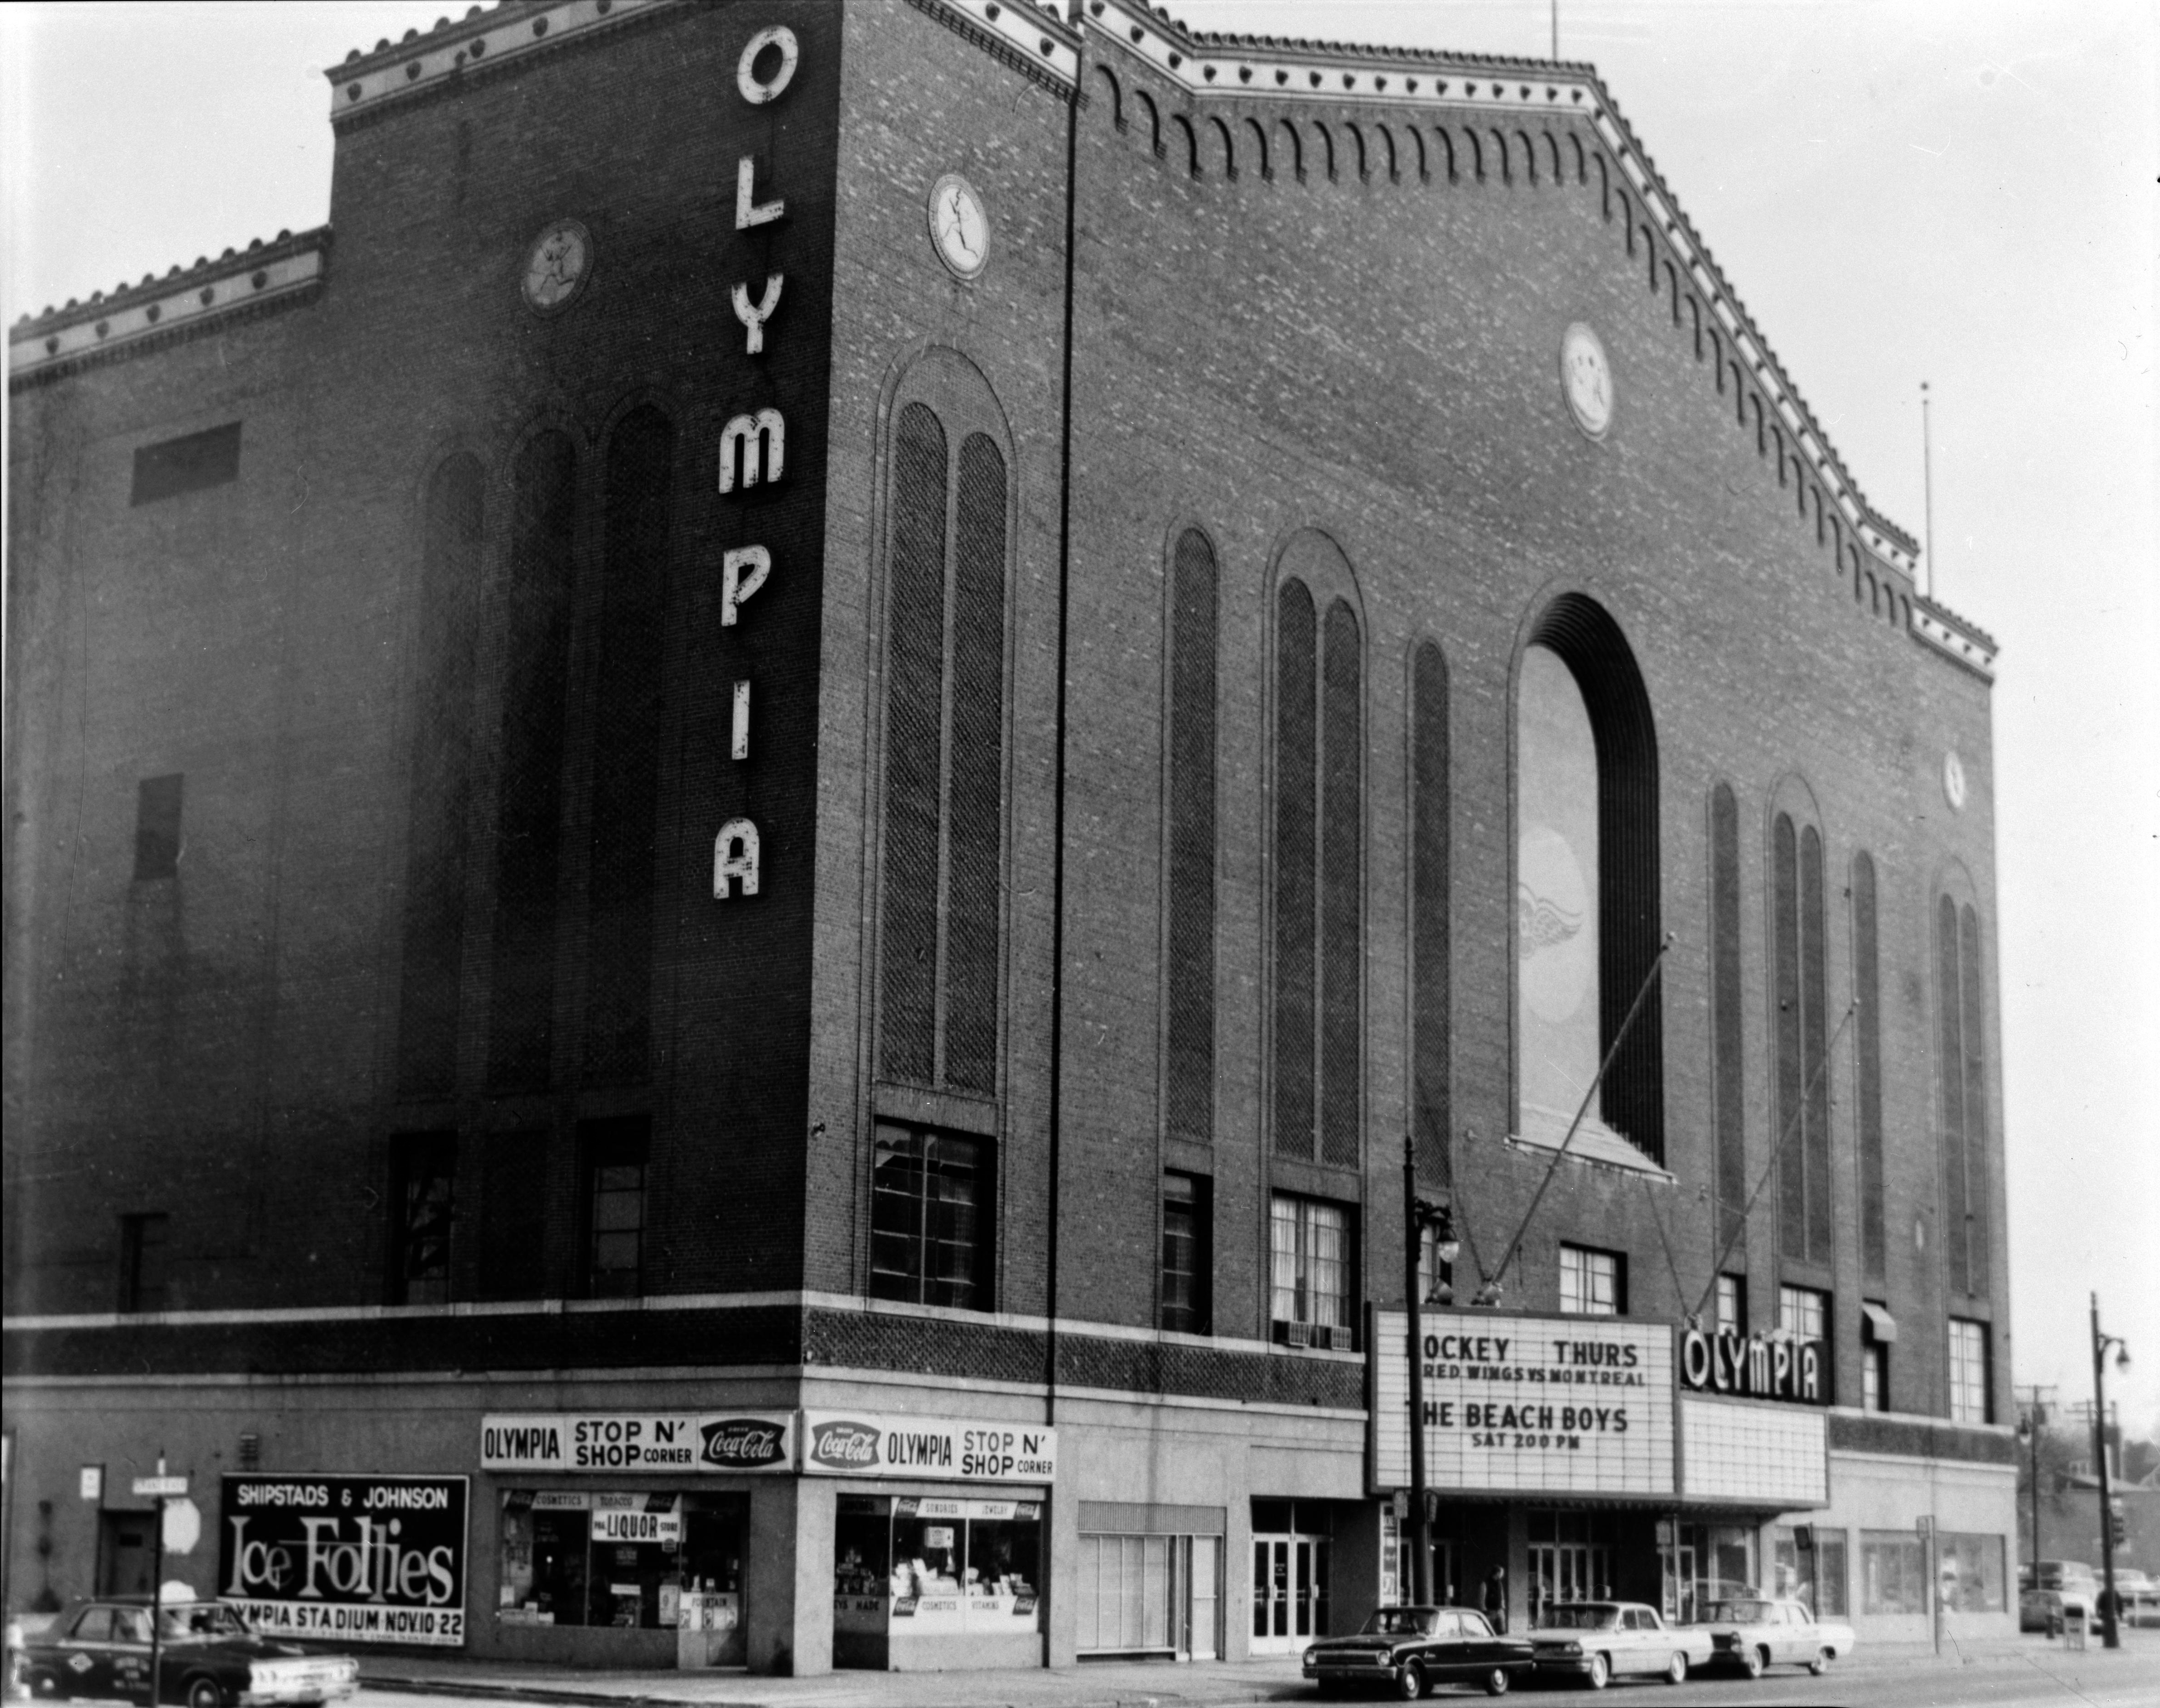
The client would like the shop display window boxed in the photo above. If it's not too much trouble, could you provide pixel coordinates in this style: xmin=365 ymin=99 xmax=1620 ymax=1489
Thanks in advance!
xmin=1772 ymin=1525 xmax=1848 ymax=1617
xmin=832 ymin=1495 xmax=1041 ymax=1636
xmin=1860 ymin=1531 xmax=1927 ymax=1614
xmin=1663 ymin=1522 xmax=1757 ymax=1624
xmin=498 ymin=1491 xmax=743 ymax=1630
xmin=1937 ymin=1532 xmax=2005 ymax=1612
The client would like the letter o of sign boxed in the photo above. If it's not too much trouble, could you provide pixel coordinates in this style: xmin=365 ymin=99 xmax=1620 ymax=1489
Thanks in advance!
xmin=737 ymin=26 xmax=799 ymax=105
xmin=1680 ymin=1328 xmax=1710 ymax=1391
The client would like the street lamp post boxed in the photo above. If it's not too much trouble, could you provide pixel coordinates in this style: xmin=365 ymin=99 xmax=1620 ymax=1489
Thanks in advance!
xmin=2015 ymin=1384 xmax=2056 ymax=1590
xmin=2089 ymin=1293 xmax=2129 ymax=1651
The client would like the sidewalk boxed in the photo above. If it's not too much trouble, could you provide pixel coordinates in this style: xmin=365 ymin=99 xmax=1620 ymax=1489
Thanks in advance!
xmin=358 ymin=1629 xmax=2150 ymax=1708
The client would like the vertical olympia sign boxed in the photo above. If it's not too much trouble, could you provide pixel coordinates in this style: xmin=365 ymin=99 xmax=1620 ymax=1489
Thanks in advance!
xmin=710 ymin=22 xmax=802 ymax=904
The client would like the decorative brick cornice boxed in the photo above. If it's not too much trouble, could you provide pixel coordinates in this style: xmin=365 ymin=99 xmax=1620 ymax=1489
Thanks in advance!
xmin=9 ymin=229 xmax=328 ymax=387
xmin=326 ymin=0 xmax=684 ymax=126
xmin=1911 ymin=594 xmax=1999 ymax=680
xmin=1083 ymin=0 xmax=1928 ymax=596
xmin=912 ymin=0 xmax=1082 ymax=95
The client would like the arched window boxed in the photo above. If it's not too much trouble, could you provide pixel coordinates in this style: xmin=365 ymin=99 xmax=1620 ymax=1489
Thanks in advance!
xmin=1410 ymin=642 xmax=1450 ymax=1183
xmin=1164 ymin=527 xmax=1218 ymax=1143
xmin=1935 ymin=891 xmax=1990 ymax=1298
xmin=1514 ymin=596 xmax=1663 ymax=1163
xmin=396 ymin=453 xmax=485 ymax=1098
xmin=1272 ymin=538 xmax=1362 ymax=1168
xmin=1708 ymin=782 xmax=1746 ymax=1242
xmin=487 ymin=430 xmax=577 ymax=1091
xmin=876 ymin=366 xmax=1011 ymax=1098
xmin=1771 ymin=804 xmax=1831 ymax=1262
xmin=1853 ymin=851 xmax=1886 ymax=1280
xmin=583 ymin=406 xmax=674 ymax=1084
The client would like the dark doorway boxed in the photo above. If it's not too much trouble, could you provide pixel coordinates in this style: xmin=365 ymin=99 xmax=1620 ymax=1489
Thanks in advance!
xmin=99 ymin=1510 xmax=156 ymax=1596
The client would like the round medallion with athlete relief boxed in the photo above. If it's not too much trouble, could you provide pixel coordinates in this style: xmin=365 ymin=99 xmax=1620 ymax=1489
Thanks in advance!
xmin=1943 ymin=750 xmax=1968 ymax=811
xmin=1560 ymin=322 xmax=1614 ymax=440
xmin=522 ymin=218 xmax=592 ymax=314
xmin=927 ymin=174 xmax=990 ymax=282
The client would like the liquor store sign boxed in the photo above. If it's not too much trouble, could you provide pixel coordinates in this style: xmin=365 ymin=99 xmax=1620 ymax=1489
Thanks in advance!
xmin=1372 ymin=1309 xmax=1675 ymax=1498
xmin=218 ymin=1475 xmax=469 ymax=1647
xmin=479 ymin=1413 xmax=794 ymax=1474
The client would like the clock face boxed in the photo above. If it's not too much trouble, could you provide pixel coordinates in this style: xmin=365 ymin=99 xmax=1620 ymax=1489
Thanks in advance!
xmin=1943 ymin=751 xmax=1968 ymax=811
xmin=522 ymin=219 xmax=592 ymax=313
xmin=927 ymin=174 xmax=990 ymax=281
xmin=1560 ymin=322 xmax=1614 ymax=440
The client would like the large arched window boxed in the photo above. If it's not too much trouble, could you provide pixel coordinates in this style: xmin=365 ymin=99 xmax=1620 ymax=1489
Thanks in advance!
xmin=875 ymin=359 xmax=1011 ymax=1099
xmin=1935 ymin=887 xmax=1990 ymax=1299
xmin=1271 ymin=534 xmax=1362 ymax=1169
xmin=1770 ymin=794 xmax=1831 ymax=1263
xmin=582 ymin=406 xmax=674 ymax=1084
xmin=396 ymin=453 xmax=485 ymax=1098
xmin=486 ymin=429 xmax=578 ymax=1091
xmin=1164 ymin=526 xmax=1218 ymax=1143
xmin=1410 ymin=641 xmax=1450 ymax=1184
xmin=1708 ymin=782 xmax=1746 ymax=1243
xmin=1853 ymin=851 xmax=1887 ymax=1281
xmin=1513 ymin=595 xmax=1662 ymax=1164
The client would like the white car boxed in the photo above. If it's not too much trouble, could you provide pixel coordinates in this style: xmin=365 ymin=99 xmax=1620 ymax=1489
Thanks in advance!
xmin=1525 ymin=1601 xmax=1715 ymax=1688
xmin=1699 ymin=1594 xmax=1855 ymax=1677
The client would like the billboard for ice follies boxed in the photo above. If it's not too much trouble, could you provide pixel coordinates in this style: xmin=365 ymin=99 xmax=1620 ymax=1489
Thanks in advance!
xmin=1371 ymin=1309 xmax=1675 ymax=1497
xmin=218 ymin=1474 xmax=469 ymax=1646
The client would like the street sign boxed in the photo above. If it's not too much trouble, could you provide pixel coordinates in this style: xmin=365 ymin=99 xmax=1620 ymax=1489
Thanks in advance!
xmin=161 ymin=1497 xmax=201 ymax=1555
xmin=133 ymin=1475 xmax=189 ymax=1498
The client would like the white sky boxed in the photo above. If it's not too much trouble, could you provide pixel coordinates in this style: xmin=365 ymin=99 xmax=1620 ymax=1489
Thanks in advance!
xmin=4 ymin=1 xmax=2155 ymax=1439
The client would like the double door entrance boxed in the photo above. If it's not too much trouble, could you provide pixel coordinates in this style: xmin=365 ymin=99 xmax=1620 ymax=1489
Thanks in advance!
xmin=1250 ymin=1533 xmax=1331 ymax=1654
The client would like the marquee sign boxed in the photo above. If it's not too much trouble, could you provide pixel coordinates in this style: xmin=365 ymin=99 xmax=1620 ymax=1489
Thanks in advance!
xmin=1371 ymin=1309 xmax=1675 ymax=1498
xmin=801 ymin=1411 xmax=1057 ymax=1484
xmin=1678 ymin=1327 xmax=1826 ymax=1405
xmin=479 ymin=1413 xmax=794 ymax=1474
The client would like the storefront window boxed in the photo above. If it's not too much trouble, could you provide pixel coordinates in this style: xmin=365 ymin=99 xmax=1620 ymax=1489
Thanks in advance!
xmin=1665 ymin=1522 xmax=1757 ymax=1624
xmin=1772 ymin=1525 xmax=1848 ymax=1616
xmin=832 ymin=1495 xmax=1042 ymax=1639
xmin=1861 ymin=1531 xmax=1927 ymax=1614
xmin=1938 ymin=1532 xmax=2005 ymax=1613
xmin=498 ymin=1491 xmax=743 ymax=1629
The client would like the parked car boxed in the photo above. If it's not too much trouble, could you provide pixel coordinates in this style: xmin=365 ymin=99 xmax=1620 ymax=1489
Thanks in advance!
xmin=2021 ymin=1588 xmax=2073 ymax=1633
xmin=2110 ymin=1570 xmax=2160 ymax=1627
xmin=1301 ymin=1605 xmax=1535 ymax=1698
xmin=2031 ymin=1559 xmax=2099 ymax=1619
xmin=1524 ymin=1601 xmax=1715 ymax=1689
xmin=1697 ymin=1595 xmax=1855 ymax=1677
xmin=16 ymin=1599 xmax=358 ymax=1708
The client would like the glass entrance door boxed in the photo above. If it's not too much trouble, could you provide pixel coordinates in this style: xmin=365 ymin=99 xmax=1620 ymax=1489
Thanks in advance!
xmin=1250 ymin=1533 xmax=1331 ymax=1654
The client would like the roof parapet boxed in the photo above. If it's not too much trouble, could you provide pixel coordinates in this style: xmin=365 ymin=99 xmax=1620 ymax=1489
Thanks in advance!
xmin=1911 ymin=596 xmax=1998 ymax=680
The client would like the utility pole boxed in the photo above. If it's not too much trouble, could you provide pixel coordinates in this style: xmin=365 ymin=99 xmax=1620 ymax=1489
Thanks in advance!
xmin=2090 ymin=1295 xmax=2129 ymax=1649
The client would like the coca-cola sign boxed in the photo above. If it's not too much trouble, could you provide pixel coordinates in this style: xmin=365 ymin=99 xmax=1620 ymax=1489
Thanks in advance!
xmin=809 ymin=1420 xmax=883 ymax=1471
xmin=701 ymin=1417 xmax=789 ymax=1468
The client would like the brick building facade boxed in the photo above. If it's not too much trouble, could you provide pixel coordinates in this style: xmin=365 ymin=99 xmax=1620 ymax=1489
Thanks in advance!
xmin=5 ymin=0 xmax=2017 ymax=1673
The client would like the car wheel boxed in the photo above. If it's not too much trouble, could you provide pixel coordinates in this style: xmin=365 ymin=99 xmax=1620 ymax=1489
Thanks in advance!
xmin=1740 ymin=1645 xmax=1766 ymax=1679
xmin=1807 ymin=1648 xmax=1831 ymax=1676
xmin=1584 ymin=1652 xmax=1609 ymax=1690
xmin=186 ymin=1676 xmax=226 ymax=1708
xmin=1484 ymin=1666 xmax=1512 ymax=1696
xmin=1665 ymin=1650 xmax=1688 ymax=1684
xmin=1394 ymin=1660 xmax=1426 ymax=1699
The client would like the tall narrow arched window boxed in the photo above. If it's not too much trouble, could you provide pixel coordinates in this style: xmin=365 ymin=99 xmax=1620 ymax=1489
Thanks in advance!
xmin=1410 ymin=641 xmax=1450 ymax=1183
xmin=875 ymin=376 xmax=1010 ymax=1099
xmin=1772 ymin=808 xmax=1831 ymax=1262
xmin=1709 ymin=783 xmax=1746 ymax=1244
xmin=1936 ymin=893 xmax=1990 ymax=1298
xmin=1514 ymin=596 xmax=1663 ymax=1163
xmin=1854 ymin=852 xmax=1886 ymax=1280
xmin=396 ymin=453 xmax=485 ymax=1098
xmin=1164 ymin=527 xmax=1218 ymax=1142
xmin=582 ymin=406 xmax=674 ymax=1084
xmin=486 ymin=430 xmax=578 ymax=1090
xmin=1272 ymin=552 xmax=1362 ymax=1168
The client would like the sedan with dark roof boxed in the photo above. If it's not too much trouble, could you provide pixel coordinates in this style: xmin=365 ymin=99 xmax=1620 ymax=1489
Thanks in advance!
xmin=1301 ymin=1605 xmax=1533 ymax=1697
xmin=15 ymin=1600 xmax=357 ymax=1707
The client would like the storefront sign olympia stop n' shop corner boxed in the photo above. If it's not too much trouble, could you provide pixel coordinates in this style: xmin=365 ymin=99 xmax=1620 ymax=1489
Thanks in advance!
xmin=709 ymin=21 xmax=805 ymax=905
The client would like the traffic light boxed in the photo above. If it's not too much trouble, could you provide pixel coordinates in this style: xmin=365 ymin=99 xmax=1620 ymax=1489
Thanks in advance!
xmin=2106 ymin=1507 xmax=2128 ymax=1550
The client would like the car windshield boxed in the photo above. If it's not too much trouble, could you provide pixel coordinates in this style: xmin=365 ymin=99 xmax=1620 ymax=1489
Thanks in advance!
xmin=160 ymin=1604 xmax=252 ymax=1640
xmin=1707 ymin=1601 xmax=1773 ymax=1624
xmin=1362 ymin=1608 xmax=1438 ymax=1636
xmin=1539 ymin=1605 xmax=1617 ymax=1630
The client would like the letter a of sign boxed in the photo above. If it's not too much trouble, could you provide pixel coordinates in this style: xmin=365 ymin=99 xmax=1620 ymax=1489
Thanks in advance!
xmin=714 ymin=819 xmax=761 ymax=898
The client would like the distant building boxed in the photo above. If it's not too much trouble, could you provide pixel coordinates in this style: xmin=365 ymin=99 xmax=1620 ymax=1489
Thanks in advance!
xmin=5 ymin=0 xmax=2015 ymax=1671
